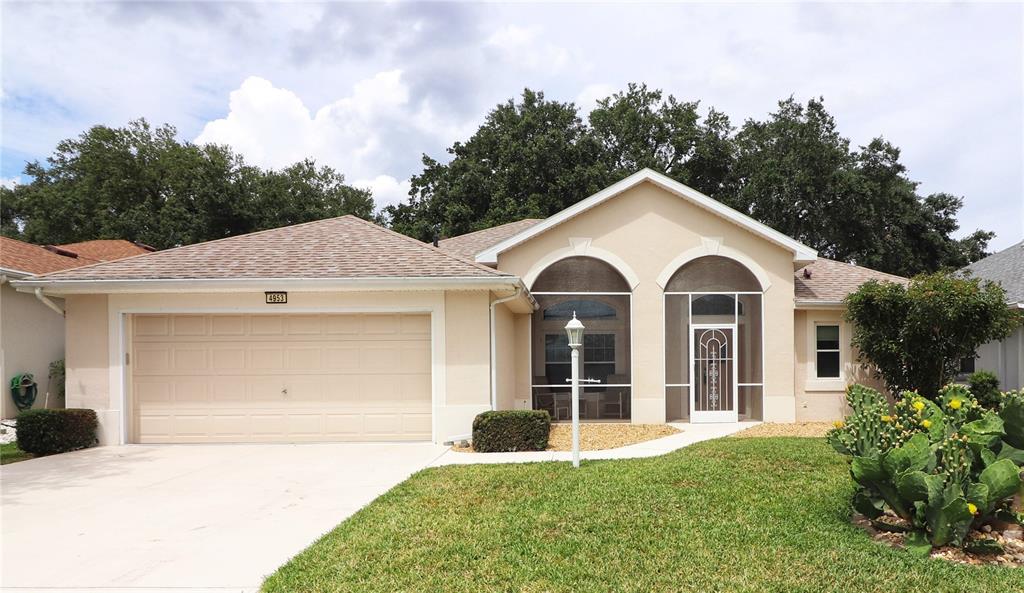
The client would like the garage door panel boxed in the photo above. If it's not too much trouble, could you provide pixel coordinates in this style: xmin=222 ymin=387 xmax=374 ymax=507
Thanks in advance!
xmin=251 ymin=316 xmax=284 ymax=335
xmin=173 ymin=348 xmax=208 ymax=371
xmin=135 ymin=315 xmax=170 ymax=337
xmin=211 ymin=347 xmax=247 ymax=370
xmin=326 ymin=315 xmax=360 ymax=335
xmin=172 ymin=379 xmax=210 ymax=403
xmin=401 ymin=344 xmax=431 ymax=373
xmin=135 ymin=347 xmax=171 ymax=372
xmin=209 ymin=379 xmax=247 ymax=402
xmin=172 ymin=315 xmax=208 ymax=336
xmin=285 ymin=347 xmax=322 ymax=370
xmin=249 ymin=347 xmax=284 ymax=370
xmin=401 ymin=314 xmax=431 ymax=335
xmin=211 ymin=315 xmax=245 ymax=336
xmin=132 ymin=313 xmax=432 ymax=443
xmin=285 ymin=315 xmax=322 ymax=335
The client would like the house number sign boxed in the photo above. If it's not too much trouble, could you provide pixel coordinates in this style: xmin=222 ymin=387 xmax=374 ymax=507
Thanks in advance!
xmin=265 ymin=291 xmax=288 ymax=304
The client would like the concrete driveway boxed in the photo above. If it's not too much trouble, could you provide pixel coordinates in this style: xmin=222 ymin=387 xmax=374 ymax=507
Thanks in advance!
xmin=1 ymin=442 xmax=447 ymax=592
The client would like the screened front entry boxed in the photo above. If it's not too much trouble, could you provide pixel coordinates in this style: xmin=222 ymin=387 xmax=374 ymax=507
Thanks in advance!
xmin=531 ymin=257 xmax=631 ymax=421
xmin=665 ymin=256 xmax=764 ymax=423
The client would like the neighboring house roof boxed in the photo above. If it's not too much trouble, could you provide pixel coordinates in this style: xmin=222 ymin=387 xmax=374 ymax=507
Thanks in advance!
xmin=17 ymin=216 xmax=518 ymax=292
xmin=437 ymin=219 xmax=543 ymax=259
xmin=795 ymin=258 xmax=908 ymax=306
xmin=0 ymin=236 xmax=85 ymax=276
xmin=56 ymin=239 xmax=153 ymax=262
xmin=962 ymin=239 xmax=1024 ymax=305
xmin=474 ymin=168 xmax=819 ymax=265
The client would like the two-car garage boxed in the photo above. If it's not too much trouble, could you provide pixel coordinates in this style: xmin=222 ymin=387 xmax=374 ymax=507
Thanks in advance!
xmin=128 ymin=313 xmax=433 ymax=443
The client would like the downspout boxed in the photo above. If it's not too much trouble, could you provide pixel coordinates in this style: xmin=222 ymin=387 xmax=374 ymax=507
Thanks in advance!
xmin=489 ymin=287 xmax=522 ymax=410
xmin=34 ymin=288 xmax=65 ymax=317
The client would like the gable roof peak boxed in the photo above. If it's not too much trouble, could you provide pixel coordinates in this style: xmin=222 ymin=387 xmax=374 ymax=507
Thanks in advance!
xmin=473 ymin=168 xmax=818 ymax=265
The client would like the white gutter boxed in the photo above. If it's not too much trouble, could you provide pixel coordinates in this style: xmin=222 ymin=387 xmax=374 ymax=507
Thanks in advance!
xmin=34 ymin=288 xmax=65 ymax=317
xmin=11 ymin=275 xmax=526 ymax=295
xmin=489 ymin=287 xmax=522 ymax=410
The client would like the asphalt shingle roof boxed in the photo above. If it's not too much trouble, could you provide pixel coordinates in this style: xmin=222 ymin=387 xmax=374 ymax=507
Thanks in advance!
xmin=963 ymin=239 xmax=1024 ymax=304
xmin=795 ymin=258 xmax=908 ymax=303
xmin=56 ymin=239 xmax=153 ymax=262
xmin=437 ymin=219 xmax=543 ymax=259
xmin=31 ymin=215 xmax=509 ymax=281
xmin=1 ymin=236 xmax=85 ymax=275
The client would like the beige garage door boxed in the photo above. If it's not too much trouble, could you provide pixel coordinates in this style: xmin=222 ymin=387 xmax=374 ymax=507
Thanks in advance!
xmin=130 ymin=313 xmax=432 ymax=443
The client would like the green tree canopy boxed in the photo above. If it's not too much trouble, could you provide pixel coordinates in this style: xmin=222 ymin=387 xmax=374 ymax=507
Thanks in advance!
xmin=1 ymin=119 xmax=373 ymax=250
xmin=387 ymin=89 xmax=992 ymax=276
xmin=386 ymin=89 xmax=610 ymax=242
xmin=845 ymin=272 xmax=1022 ymax=399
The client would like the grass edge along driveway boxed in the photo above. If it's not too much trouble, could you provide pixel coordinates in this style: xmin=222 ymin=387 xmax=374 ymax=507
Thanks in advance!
xmin=263 ymin=437 xmax=1022 ymax=593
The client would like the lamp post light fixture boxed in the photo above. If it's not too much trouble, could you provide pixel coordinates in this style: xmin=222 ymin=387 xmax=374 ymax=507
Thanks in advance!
xmin=565 ymin=312 xmax=585 ymax=468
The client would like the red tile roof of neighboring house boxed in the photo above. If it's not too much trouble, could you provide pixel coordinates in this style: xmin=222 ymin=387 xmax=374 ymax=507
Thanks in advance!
xmin=0 ymin=236 xmax=85 ymax=276
xmin=795 ymin=258 xmax=908 ymax=304
xmin=56 ymin=239 xmax=153 ymax=262
xmin=30 ymin=215 xmax=510 ymax=281
xmin=437 ymin=219 xmax=543 ymax=259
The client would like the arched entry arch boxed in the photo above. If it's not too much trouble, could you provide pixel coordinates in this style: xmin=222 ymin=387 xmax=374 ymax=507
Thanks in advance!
xmin=664 ymin=256 xmax=764 ymax=423
xmin=530 ymin=256 xmax=632 ymax=421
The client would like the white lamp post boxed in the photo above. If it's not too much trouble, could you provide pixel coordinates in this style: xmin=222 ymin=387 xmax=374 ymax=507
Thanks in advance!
xmin=565 ymin=312 xmax=585 ymax=468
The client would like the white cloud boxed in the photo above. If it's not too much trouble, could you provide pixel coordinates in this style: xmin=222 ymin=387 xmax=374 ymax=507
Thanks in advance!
xmin=0 ymin=176 xmax=20 ymax=189
xmin=485 ymin=24 xmax=573 ymax=74
xmin=195 ymin=71 xmax=418 ymax=191
xmin=575 ymin=84 xmax=616 ymax=114
xmin=355 ymin=175 xmax=412 ymax=209
xmin=2 ymin=2 xmax=1021 ymax=247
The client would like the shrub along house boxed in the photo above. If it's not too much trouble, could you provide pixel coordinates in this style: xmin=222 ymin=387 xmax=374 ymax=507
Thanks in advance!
xmin=12 ymin=169 xmax=902 ymax=445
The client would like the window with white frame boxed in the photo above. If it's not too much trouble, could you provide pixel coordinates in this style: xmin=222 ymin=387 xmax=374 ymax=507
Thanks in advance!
xmin=815 ymin=324 xmax=841 ymax=379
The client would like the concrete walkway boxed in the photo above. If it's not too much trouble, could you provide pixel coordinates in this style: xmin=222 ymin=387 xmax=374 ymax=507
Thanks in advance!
xmin=431 ymin=421 xmax=757 ymax=466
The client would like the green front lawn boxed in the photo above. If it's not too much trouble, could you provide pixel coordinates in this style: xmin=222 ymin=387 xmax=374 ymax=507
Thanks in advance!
xmin=0 ymin=442 xmax=32 ymax=465
xmin=263 ymin=438 xmax=1021 ymax=593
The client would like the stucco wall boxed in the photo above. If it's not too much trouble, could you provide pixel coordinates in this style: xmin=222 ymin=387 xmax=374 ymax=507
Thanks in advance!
xmin=493 ymin=301 xmax=517 ymax=411
xmin=64 ymin=294 xmax=111 ymax=439
xmin=793 ymin=308 xmax=884 ymax=421
xmin=496 ymin=180 xmax=798 ymax=423
xmin=63 ymin=289 xmax=494 ymax=444
xmin=1 ymin=283 xmax=66 ymax=418
xmin=976 ymin=326 xmax=1024 ymax=391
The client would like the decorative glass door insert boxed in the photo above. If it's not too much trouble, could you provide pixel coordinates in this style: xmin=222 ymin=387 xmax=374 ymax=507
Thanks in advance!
xmin=690 ymin=325 xmax=738 ymax=422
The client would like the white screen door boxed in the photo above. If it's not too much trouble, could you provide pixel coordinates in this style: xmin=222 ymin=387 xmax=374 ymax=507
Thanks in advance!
xmin=690 ymin=325 xmax=738 ymax=423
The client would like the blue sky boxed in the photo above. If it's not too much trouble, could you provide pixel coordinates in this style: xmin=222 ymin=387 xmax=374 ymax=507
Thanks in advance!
xmin=2 ymin=1 xmax=1022 ymax=250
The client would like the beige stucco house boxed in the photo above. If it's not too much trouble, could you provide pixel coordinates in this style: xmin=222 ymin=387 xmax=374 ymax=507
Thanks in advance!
xmin=1 ymin=237 xmax=153 ymax=418
xmin=12 ymin=170 xmax=902 ymax=445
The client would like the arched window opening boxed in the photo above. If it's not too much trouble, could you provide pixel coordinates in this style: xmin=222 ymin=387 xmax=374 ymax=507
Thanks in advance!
xmin=665 ymin=256 xmax=764 ymax=423
xmin=531 ymin=257 xmax=631 ymax=421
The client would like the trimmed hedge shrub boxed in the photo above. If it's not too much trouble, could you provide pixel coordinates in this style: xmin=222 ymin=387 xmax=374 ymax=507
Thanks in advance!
xmin=472 ymin=410 xmax=551 ymax=452
xmin=968 ymin=370 xmax=1001 ymax=409
xmin=17 ymin=408 xmax=98 ymax=455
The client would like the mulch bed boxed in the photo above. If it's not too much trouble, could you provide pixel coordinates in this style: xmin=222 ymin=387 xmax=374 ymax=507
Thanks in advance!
xmin=452 ymin=423 xmax=680 ymax=453
xmin=731 ymin=422 xmax=833 ymax=438
xmin=854 ymin=512 xmax=1024 ymax=566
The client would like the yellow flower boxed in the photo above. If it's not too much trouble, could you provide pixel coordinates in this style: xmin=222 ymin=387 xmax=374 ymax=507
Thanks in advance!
xmin=833 ymin=420 xmax=845 ymax=429
xmin=968 ymin=503 xmax=978 ymax=515
xmin=948 ymin=399 xmax=962 ymax=410
xmin=921 ymin=419 xmax=932 ymax=429
xmin=912 ymin=400 xmax=925 ymax=412
xmin=881 ymin=415 xmax=893 ymax=423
